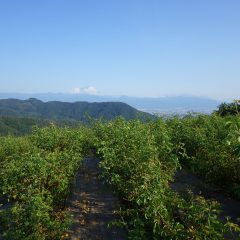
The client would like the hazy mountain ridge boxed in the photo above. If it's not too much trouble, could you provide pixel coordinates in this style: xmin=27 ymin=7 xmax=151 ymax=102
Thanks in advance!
xmin=0 ymin=98 xmax=151 ymax=121
xmin=0 ymin=93 xmax=221 ymax=114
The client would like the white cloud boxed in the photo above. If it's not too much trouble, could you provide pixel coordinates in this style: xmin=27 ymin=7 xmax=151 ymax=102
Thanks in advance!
xmin=72 ymin=87 xmax=81 ymax=94
xmin=83 ymin=86 xmax=97 ymax=95
xmin=72 ymin=86 xmax=97 ymax=95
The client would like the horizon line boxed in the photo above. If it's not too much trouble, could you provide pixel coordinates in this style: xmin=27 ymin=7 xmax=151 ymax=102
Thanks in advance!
xmin=0 ymin=92 xmax=230 ymax=102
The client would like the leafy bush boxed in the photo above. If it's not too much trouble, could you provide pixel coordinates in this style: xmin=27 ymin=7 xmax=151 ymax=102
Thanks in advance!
xmin=167 ymin=114 xmax=240 ymax=198
xmin=94 ymin=118 xmax=237 ymax=239
xmin=216 ymin=100 xmax=240 ymax=116
xmin=1 ymin=117 xmax=239 ymax=239
xmin=0 ymin=126 xmax=90 ymax=239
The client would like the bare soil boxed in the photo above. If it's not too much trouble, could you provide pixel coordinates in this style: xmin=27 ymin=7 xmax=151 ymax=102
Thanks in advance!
xmin=170 ymin=169 xmax=240 ymax=223
xmin=66 ymin=157 xmax=127 ymax=240
xmin=170 ymin=169 xmax=240 ymax=239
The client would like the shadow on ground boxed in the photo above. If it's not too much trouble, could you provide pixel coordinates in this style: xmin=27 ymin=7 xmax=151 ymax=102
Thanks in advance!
xmin=170 ymin=169 xmax=240 ymax=240
xmin=66 ymin=157 xmax=127 ymax=240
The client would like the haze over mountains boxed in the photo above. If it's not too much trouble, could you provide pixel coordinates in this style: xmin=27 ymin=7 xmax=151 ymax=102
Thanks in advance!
xmin=0 ymin=93 xmax=221 ymax=114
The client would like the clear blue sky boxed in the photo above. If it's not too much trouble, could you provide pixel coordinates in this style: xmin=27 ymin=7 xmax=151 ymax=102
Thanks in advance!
xmin=0 ymin=0 xmax=239 ymax=100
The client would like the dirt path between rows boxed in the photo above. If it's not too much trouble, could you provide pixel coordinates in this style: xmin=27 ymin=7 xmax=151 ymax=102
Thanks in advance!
xmin=66 ymin=157 xmax=127 ymax=240
xmin=170 ymin=169 xmax=240 ymax=239
xmin=170 ymin=169 xmax=240 ymax=223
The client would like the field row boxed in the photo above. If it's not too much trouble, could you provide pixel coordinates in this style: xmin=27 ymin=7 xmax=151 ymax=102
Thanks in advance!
xmin=0 ymin=114 xmax=240 ymax=239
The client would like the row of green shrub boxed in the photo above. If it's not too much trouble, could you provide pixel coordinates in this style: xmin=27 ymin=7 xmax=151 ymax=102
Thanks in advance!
xmin=0 ymin=126 xmax=92 ymax=239
xmin=94 ymin=118 xmax=239 ymax=239
xmin=0 ymin=113 xmax=240 ymax=239
xmin=166 ymin=114 xmax=240 ymax=198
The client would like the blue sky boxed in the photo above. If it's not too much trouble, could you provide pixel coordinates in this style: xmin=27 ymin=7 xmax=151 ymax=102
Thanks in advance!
xmin=0 ymin=0 xmax=239 ymax=100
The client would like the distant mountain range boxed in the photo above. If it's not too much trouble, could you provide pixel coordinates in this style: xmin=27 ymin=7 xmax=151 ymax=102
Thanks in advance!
xmin=0 ymin=98 xmax=151 ymax=122
xmin=0 ymin=93 xmax=221 ymax=114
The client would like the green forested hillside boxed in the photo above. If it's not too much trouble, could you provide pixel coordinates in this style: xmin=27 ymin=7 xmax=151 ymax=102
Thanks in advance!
xmin=0 ymin=98 xmax=152 ymax=122
xmin=0 ymin=116 xmax=81 ymax=136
